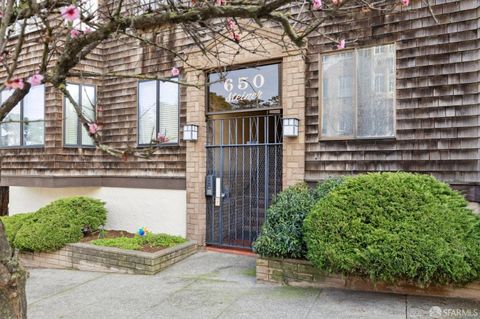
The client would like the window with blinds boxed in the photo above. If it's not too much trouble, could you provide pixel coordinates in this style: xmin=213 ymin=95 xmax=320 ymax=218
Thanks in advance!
xmin=64 ymin=83 xmax=96 ymax=147
xmin=320 ymin=44 xmax=395 ymax=139
xmin=138 ymin=79 xmax=179 ymax=145
xmin=0 ymin=85 xmax=45 ymax=147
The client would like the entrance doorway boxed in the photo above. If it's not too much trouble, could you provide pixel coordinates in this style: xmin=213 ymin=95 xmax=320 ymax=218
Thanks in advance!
xmin=205 ymin=112 xmax=283 ymax=249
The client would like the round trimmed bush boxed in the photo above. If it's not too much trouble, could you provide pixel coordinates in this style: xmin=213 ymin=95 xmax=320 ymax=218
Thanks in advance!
xmin=304 ymin=172 xmax=480 ymax=286
xmin=1 ymin=212 xmax=34 ymax=244
xmin=13 ymin=197 xmax=107 ymax=252
xmin=253 ymin=178 xmax=344 ymax=259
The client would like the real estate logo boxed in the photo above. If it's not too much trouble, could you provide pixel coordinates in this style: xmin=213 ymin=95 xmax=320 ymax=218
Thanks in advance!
xmin=429 ymin=306 xmax=480 ymax=318
xmin=429 ymin=306 xmax=442 ymax=318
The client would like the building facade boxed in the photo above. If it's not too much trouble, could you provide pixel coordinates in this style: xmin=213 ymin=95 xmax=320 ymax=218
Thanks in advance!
xmin=1 ymin=0 xmax=479 ymax=249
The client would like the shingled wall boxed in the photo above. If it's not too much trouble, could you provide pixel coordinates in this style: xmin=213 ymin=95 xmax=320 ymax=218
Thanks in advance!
xmin=304 ymin=0 xmax=480 ymax=200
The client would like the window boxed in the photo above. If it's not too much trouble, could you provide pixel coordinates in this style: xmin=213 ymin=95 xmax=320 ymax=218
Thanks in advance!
xmin=64 ymin=83 xmax=96 ymax=147
xmin=138 ymin=79 xmax=179 ymax=145
xmin=321 ymin=44 xmax=395 ymax=139
xmin=0 ymin=85 xmax=45 ymax=147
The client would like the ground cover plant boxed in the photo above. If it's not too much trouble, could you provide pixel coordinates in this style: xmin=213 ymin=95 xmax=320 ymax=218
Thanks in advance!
xmin=304 ymin=172 xmax=480 ymax=286
xmin=91 ymin=233 xmax=187 ymax=252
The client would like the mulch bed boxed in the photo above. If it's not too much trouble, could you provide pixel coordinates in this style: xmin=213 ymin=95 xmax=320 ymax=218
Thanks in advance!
xmin=80 ymin=230 xmax=167 ymax=253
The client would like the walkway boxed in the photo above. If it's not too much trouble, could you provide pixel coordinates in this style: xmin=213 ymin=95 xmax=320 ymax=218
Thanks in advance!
xmin=27 ymin=251 xmax=479 ymax=318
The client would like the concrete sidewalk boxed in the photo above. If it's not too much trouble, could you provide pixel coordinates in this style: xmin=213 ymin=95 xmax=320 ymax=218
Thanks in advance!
xmin=27 ymin=251 xmax=479 ymax=319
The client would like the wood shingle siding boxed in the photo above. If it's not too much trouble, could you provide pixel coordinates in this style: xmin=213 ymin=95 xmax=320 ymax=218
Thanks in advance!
xmin=0 ymin=0 xmax=478 ymax=197
xmin=304 ymin=0 xmax=479 ymax=198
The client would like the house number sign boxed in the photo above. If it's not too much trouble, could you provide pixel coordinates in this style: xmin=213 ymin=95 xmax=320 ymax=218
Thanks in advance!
xmin=208 ymin=64 xmax=280 ymax=112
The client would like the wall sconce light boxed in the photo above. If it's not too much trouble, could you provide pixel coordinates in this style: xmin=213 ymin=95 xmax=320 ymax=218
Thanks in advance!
xmin=283 ymin=118 xmax=299 ymax=137
xmin=183 ymin=124 xmax=199 ymax=141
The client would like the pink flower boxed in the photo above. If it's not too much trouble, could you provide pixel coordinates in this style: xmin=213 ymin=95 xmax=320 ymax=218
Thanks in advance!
xmin=232 ymin=32 xmax=240 ymax=43
xmin=5 ymin=78 xmax=24 ymax=90
xmin=70 ymin=28 xmax=81 ymax=38
xmin=401 ymin=0 xmax=409 ymax=6
xmin=88 ymin=123 xmax=100 ymax=134
xmin=337 ymin=39 xmax=345 ymax=49
xmin=171 ymin=67 xmax=180 ymax=77
xmin=331 ymin=0 xmax=340 ymax=4
xmin=215 ymin=0 xmax=225 ymax=5
xmin=27 ymin=73 xmax=43 ymax=86
xmin=226 ymin=17 xmax=236 ymax=30
xmin=84 ymin=27 xmax=93 ymax=34
xmin=60 ymin=5 xmax=80 ymax=22
xmin=157 ymin=133 xmax=169 ymax=143
xmin=313 ymin=0 xmax=322 ymax=10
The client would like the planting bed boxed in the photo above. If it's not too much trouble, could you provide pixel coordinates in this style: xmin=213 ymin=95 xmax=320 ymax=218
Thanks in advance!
xmin=256 ymin=256 xmax=480 ymax=301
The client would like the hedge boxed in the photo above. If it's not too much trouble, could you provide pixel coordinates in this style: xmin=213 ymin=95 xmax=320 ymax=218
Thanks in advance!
xmin=304 ymin=172 xmax=480 ymax=286
xmin=253 ymin=178 xmax=343 ymax=259
xmin=2 ymin=197 xmax=107 ymax=252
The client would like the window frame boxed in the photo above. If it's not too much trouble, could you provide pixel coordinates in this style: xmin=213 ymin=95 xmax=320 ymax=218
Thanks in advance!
xmin=63 ymin=83 xmax=97 ymax=148
xmin=0 ymin=85 xmax=46 ymax=149
xmin=318 ymin=43 xmax=397 ymax=141
xmin=137 ymin=78 xmax=180 ymax=147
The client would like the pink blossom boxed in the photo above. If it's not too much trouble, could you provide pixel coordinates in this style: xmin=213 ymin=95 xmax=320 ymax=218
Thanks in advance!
xmin=401 ymin=0 xmax=409 ymax=6
xmin=313 ymin=0 xmax=322 ymax=10
xmin=337 ymin=39 xmax=345 ymax=49
xmin=331 ymin=0 xmax=340 ymax=5
xmin=226 ymin=17 xmax=236 ymax=30
xmin=157 ymin=133 xmax=169 ymax=143
xmin=215 ymin=0 xmax=225 ymax=5
xmin=88 ymin=123 xmax=100 ymax=134
xmin=60 ymin=5 xmax=80 ymax=22
xmin=232 ymin=32 xmax=240 ymax=43
xmin=171 ymin=67 xmax=180 ymax=77
xmin=5 ymin=78 xmax=24 ymax=90
xmin=70 ymin=28 xmax=82 ymax=38
xmin=27 ymin=73 xmax=44 ymax=86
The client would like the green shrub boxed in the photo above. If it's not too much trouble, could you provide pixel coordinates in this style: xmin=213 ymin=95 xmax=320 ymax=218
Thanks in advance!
xmin=1 ymin=212 xmax=34 ymax=244
xmin=253 ymin=178 xmax=343 ymax=259
xmin=13 ymin=197 xmax=107 ymax=252
xmin=91 ymin=233 xmax=186 ymax=251
xmin=304 ymin=172 xmax=480 ymax=286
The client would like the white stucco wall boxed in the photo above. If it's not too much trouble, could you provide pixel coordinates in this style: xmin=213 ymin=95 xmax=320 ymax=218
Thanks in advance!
xmin=9 ymin=186 xmax=187 ymax=237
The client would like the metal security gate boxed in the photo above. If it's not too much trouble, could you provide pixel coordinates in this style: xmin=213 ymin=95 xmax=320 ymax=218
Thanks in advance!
xmin=206 ymin=114 xmax=282 ymax=249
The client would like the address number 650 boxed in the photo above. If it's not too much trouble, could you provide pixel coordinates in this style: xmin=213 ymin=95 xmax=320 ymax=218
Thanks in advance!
xmin=224 ymin=74 xmax=265 ymax=92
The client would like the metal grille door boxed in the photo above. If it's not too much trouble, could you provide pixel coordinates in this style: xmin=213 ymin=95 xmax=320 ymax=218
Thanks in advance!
xmin=206 ymin=114 xmax=283 ymax=249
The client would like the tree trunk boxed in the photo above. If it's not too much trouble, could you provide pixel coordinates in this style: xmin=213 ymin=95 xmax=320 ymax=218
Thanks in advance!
xmin=0 ymin=186 xmax=9 ymax=216
xmin=0 ymin=220 xmax=27 ymax=319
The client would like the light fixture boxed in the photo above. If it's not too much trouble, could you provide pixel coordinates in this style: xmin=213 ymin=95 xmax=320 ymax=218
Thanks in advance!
xmin=183 ymin=124 xmax=199 ymax=141
xmin=283 ymin=118 xmax=299 ymax=137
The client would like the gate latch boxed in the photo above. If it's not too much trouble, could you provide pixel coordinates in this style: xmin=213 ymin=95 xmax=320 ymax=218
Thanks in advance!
xmin=215 ymin=177 xmax=222 ymax=206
